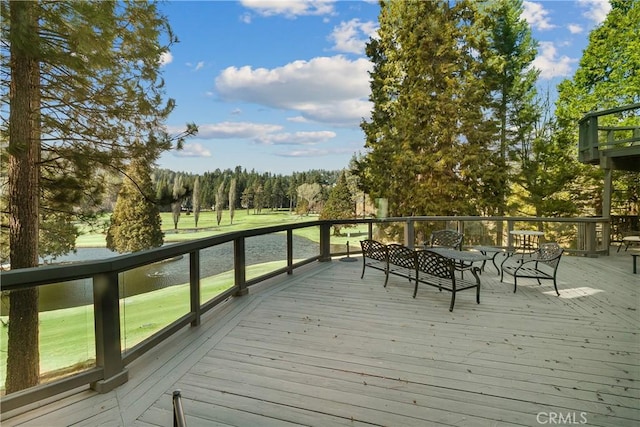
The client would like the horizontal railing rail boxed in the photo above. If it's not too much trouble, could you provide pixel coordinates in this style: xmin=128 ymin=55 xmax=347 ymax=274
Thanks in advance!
xmin=0 ymin=216 xmax=610 ymax=414
xmin=578 ymin=103 xmax=640 ymax=164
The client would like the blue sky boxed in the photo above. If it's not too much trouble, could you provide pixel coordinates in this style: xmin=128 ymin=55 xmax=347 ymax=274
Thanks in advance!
xmin=156 ymin=0 xmax=612 ymax=175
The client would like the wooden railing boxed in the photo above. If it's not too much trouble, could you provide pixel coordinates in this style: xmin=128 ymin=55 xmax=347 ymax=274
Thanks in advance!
xmin=578 ymin=103 xmax=640 ymax=167
xmin=0 ymin=216 xmax=610 ymax=413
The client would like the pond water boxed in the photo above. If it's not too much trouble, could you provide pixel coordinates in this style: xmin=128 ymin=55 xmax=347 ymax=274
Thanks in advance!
xmin=10 ymin=234 xmax=346 ymax=313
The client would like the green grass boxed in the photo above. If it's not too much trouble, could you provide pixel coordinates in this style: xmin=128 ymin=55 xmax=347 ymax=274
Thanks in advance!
xmin=76 ymin=210 xmax=317 ymax=247
xmin=75 ymin=209 xmax=371 ymax=248
xmin=0 ymin=261 xmax=288 ymax=387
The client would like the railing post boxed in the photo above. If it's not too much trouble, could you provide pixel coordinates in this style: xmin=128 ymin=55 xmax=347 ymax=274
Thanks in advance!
xmin=602 ymin=219 xmax=611 ymax=255
xmin=589 ymin=116 xmax=599 ymax=159
xmin=506 ymin=220 xmax=515 ymax=251
xmin=189 ymin=251 xmax=201 ymax=326
xmin=319 ymin=222 xmax=332 ymax=262
xmin=585 ymin=221 xmax=597 ymax=258
xmin=234 ymin=237 xmax=248 ymax=296
xmin=368 ymin=222 xmax=373 ymax=240
xmin=287 ymin=229 xmax=293 ymax=274
xmin=404 ymin=220 xmax=415 ymax=249
xmin=92 ymin=272 xmax=128 ymax=393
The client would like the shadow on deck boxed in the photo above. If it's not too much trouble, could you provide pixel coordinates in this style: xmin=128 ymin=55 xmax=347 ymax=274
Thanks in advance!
xmin=3 ymin=248 xmax=639 ymax=426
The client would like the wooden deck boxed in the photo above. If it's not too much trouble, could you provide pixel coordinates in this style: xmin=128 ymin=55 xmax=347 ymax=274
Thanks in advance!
xmin=3 ymin=249 xmax=639 ymax=426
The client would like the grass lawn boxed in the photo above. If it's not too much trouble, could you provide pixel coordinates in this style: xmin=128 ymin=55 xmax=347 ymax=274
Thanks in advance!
xmin=0 ymin=261 xmax=288 ymax=388
xmin=76 ymin=210 xmax=315 ymax=246
xmin=76 ymin=209 xmax=371 ymax=248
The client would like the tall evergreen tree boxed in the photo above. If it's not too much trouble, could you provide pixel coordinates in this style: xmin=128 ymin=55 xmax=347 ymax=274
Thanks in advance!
xmin=477 ymin=0 xmax=539 ymax=217
xmin=358 ymin=0 xmax=486 ymax=216
xmin=228 ymin=177 xmax=237 ymax=225
xmin=1 ymin=0 xmax=192 ymax=392
xmin=106 ymin=156 xmax=164 ymax=253
xmin=215 ymin=178 xmax=226 ymax=225
xmin=320 ymin=172 xmax=355 ymax=235
xmin=171 ymin=176 xmax=184 ymax=230
xmin=193 ymin=176 xmax=201 ymax=228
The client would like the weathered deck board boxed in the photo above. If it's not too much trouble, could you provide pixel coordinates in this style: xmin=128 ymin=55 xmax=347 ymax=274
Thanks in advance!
xmin=3 ymin=249 xmax=639 ymax=426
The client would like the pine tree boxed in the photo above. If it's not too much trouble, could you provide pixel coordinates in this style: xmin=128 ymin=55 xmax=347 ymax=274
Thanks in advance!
xmin=320 ymin=172 xmax=354 ymax=235
xmin=2 ymin=0 xmax=190 ymax=392
xmin=171 ymin=176 xmax=185 ymax=230
xmin=106 ymin=157 xmax=164 ymax=253
xmin=476 ymin=0 xmax=539 ymax=216
xmin=215 ymin=179 xmax=225 ymax=225
xmin=358 ymin=0 xmax=484 ymax=216
xmin=193 ymin=176 xmax=201 ymax=228
xmin=229 ymin=178 xmax=237 ymax=225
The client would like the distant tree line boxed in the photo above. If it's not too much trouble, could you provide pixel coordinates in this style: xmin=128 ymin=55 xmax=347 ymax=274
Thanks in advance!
xmin=150 ymin=167 xmax=343 ymax=216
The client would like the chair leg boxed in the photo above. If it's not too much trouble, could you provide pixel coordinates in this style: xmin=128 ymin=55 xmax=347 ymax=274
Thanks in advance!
xmin=449 ymin=292 xmax=455 ymax=312
xmin=553 ymin=279 xmax=560 ymax=296
xmin=476 ymin=285 xmax=480 ymax=304
xmin=361 ymin=260 xmax=366 ymax=279
xmin=513 ymin=276 xmax=518 ymax=293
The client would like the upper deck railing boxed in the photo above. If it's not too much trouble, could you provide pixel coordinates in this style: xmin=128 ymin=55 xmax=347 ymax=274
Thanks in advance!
xmin=578 ymin=103 xmax=640 ymax=171
xmin=0 ymin=215 xmax=610 ymax=414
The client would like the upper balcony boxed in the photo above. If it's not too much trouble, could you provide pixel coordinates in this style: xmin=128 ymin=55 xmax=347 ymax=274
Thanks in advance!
xmin=1 ymin=216 xmax=638 ymax=425
xmin=578 ymin=103 xmax=640 ymax=172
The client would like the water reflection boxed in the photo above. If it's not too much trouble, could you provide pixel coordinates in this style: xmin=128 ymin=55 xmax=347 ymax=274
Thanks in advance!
xmin=25 ymin=234 xmax=344 ymax=312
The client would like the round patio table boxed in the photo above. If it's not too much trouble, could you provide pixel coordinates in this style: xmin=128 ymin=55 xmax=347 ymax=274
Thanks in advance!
xmin=509 ymin=230 xmax=544 ymax=256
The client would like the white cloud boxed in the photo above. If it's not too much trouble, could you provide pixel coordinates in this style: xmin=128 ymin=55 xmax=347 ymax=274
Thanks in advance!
xmin=275 ymin=145 xmax=356 ymax=158
xmin=329 ymin=19 xmax=378 ymax=54
xmin=568 ymin=24 xmax=583 ymax=34
xmin=174 ymin=142 xmax=211 ymax=158
xmin=533 ymin=41 xmax=578 ymax=79
xmin=577 ymin=0 xmax=611 ymax=24
xmin=522 ymin=1 xmax=555 ymax=30
xmin=196 ymin=122 xmax=283 ymax=139
xmin=159 ymin=51 xmax=173 ymax=67
xmin=254 ymin=130 xmax=336 ymax=145
xmin=195 ymin=61 xmax=205 ymax=71
xmin=215 ymin=55 xmax=372 ymax=125
xmin=276 ymin=148 xmax=331 ymax=157
xmin=240 ymin=0 xmax=335 ymax=18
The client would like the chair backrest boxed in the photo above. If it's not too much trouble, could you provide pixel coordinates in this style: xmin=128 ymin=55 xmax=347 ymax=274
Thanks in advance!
xmin=387 ymin=244 xmax=417 ymax=269
xmin=360 ymin=239 xmax=387 ymax=262
xmin=416 ymin=250 xmax=454 ymax=279
xmin=430 ymin=229 xmax=463 ymax=250
xmin=536 ymin=242 xmax=563 ymax=269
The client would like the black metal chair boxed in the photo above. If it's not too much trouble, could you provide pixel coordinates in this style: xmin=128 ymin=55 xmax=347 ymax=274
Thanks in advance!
xmin=360 ymin=239 xmax=388 ymax=279
xmin=385 ymin=243 xmax=417 ymax=287
xmin=428 ymin=229 xmax=463 ymax=251
xmin=415 ymin=249 xmax=481 ymax=311
xmin=500 ymin=242 xmax=564 ymax=295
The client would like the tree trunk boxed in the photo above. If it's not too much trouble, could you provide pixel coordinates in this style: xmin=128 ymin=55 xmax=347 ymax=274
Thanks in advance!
xmin=6 ymin=0 xmax=41 ymax=393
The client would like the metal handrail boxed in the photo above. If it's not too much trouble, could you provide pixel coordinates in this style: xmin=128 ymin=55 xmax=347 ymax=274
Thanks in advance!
xmin=173 ymin=390 xmax=187 ymax=427
xmin=0 ymin=215 xmax=611 ymax=413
